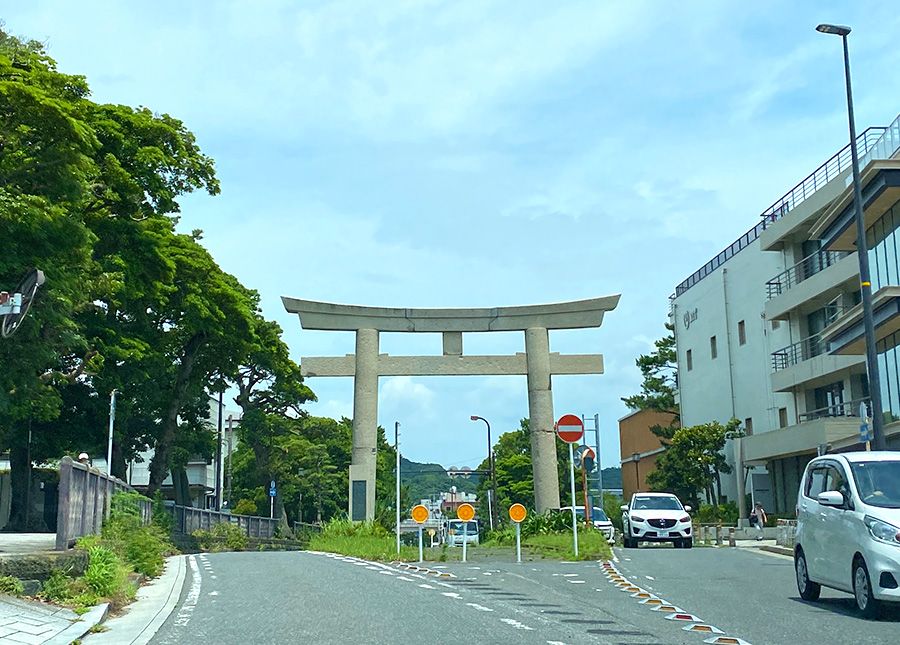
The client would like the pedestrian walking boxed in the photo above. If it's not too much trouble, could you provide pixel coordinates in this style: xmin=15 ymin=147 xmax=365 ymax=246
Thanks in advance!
xmin=750 ymin=502 xmax=767 ymax=541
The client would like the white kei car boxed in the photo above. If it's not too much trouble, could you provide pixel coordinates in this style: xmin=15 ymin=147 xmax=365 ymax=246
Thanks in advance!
xmin=621 ymin=492 xmax=693 ymax=549
xmin=559 ymin=506 xmax=616 ymax=542
xmin=794 ymin=451 xmax=900 ymax=618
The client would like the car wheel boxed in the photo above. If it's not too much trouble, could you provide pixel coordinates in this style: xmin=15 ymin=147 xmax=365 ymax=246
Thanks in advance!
xmin=853 ymin=557 xmax=881 ymax=619
xmin=623 ymin=537 xmax=634 ymax=549
xmin=795 ymin=548 xmax=820 ymax=601
xmin=672 ymin=539 xmax=682 ymax=549
xmin=683 ymin=538 xmax=693 ymax=549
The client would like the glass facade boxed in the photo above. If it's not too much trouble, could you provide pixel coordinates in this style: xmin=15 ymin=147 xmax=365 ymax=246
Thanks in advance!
xmin=877 ymin=331 xmax=900 ymax=424
xmin=866 ymin=199 xmax=900 ymax=290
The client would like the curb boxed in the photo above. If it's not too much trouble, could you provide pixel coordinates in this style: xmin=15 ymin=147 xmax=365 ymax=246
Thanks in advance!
xmin=46 ymin=602 xmax=109 ymax=645
xmin=759 ymin=545 xmax=793 ymax=557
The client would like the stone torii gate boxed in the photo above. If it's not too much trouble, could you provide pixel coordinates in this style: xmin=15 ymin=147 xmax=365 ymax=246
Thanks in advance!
xmin=282 ymin=296 xmax=620 ymax=521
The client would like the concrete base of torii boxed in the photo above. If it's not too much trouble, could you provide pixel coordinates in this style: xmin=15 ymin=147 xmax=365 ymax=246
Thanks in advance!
xmin=283 ymin=296 xmax=620 ymax=520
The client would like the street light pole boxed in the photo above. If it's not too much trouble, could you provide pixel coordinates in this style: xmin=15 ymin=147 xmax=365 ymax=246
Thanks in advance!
xmin=106 ymin=389 xmax=117 ymax=476
xmin=470 ymin=415 xmax=498 ymax=531
xmin=817 ymin=23 xmax=886 ymax=450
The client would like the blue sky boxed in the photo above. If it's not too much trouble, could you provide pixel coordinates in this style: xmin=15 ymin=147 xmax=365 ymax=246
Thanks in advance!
xmin=5 ymin=2 xmax=900 ymax=470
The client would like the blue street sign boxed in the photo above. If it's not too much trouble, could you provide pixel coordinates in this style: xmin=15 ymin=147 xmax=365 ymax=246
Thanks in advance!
xmin=859 ymin=423 xmax=873 ymax=443
xmin=269 ymin=479 xmax=277 ymax=497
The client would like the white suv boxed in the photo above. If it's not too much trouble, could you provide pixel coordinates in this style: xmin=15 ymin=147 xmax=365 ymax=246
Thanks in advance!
xmin=621 ymin=493 xmax=693 ymax=549
xmin=794 ymin=452 xmax=900 ymax=618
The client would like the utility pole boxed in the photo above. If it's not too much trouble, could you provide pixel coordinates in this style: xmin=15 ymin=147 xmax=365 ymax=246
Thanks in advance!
xmin=215 ymin=391 xmax=223 ymax=510
xmin=106 ymin=389 xmax=117 ymax=476
xmin=395 ymin=421 xmax=401 ymax=554
xmin=226 ymin=415 xmax=234 ymax=510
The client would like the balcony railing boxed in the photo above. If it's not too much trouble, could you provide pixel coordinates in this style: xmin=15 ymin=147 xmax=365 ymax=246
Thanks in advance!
xmin=797 ymin=397 xmax=870 ymax=423
xmin=765 ymin=250 xmax=850 ymax=299
xmin=771 ymin=332 xmax=828 ymax=371
xmin=761 ymin=127 xmax=887 ymax=226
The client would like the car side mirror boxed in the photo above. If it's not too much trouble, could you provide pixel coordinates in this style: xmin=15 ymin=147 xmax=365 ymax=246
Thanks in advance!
xmin=620 ymin=505 xmax=628 ymax=512
xmin=817 ymin=491 xmax=844 ymax=507
xmin=684 ymin=505 xmax=692 ymax=513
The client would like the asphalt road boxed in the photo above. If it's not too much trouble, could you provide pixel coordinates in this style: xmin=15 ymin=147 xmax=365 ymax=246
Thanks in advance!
xmin=148 ymin=546 xmax=900 ymax=645
xmin=614 ymin=544 xmax=900 ymax=644
xmin=150 ymin=551 xmax=708 ymax=644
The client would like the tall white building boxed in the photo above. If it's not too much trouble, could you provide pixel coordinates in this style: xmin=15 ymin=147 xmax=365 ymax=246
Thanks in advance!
xmin=672 ymin=114 xmax=900 ymax=518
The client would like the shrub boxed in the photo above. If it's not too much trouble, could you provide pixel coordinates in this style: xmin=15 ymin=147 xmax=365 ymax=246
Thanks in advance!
xmin=83 ymin=547 xmax=124 ymax=597
xmin=520 ymin=511 xmax=572 ymax=538
xmin=193 ymin=521 xmax=249 ymax=552
xmin=0 ymin=576 xmax=24 ymax=597
xmin=40 ymin=570 xmax=72 ymax=603
xmin=695 ymin=501 xmax=739 ymax=525
xmin=152 ymin=491 xmax=174 ymax=535
xmin=233 ymin=499 xmax=258 ymax=516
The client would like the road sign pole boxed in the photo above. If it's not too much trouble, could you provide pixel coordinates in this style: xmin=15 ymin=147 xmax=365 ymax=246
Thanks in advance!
xmin=418 ymin=525 xmax=423 ymax=562
xmin=270 ymin=496 xmax=274 ymax=519
xmin=569 ymin=442 xmax=578 ymax=558
xmin=462 ymin=522 xmax=468 ymax=563
xmin=515 ymin=522 xmax=521 ymax=563
xmin=395 ymin=422 xmax=401 ymax=555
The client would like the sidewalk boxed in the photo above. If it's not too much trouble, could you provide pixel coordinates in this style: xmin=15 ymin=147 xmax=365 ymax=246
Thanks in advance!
xmin=0 ymin=536 xmax=56 ymax=557
xmin=0 ymin=595 xmax=107 ymax=645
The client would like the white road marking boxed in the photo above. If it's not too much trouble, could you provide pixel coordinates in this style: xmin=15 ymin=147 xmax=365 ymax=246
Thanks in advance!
xmin=561 ymin=573 xmax=578 ymax=577
xmin=379 ymin=571 xmax=395 ymax=575
xmin=482 ymin=572 xmax=492 ymax=576
xmin=567 ymin=580 xmax=586 ymax=584
xmin=547 ymin=641 xmax=567 ymax=645
xmin=645 ymin=575 xmax=655 ymax=580
xmin=419 ymin=584 xmax=436 ymax=589
xmin=500 ymin=618 xmax=534 ymax=631
xmin=208 ymin=591 xmax=219 ymax=596
xmin=466 ymin=603 xmax=493 ymax=612
xmin=468 ymin=566 xmax=481 ymax=570
xmin=210 ymin=575 xmax=217 ymax=580
xmin=174 ymin=555 xmax=202 ymax=627
xmin=367 ymin=566 xmax=380 ymax=571
xmin=442 ymin=592 xmax=462 ymax=599
xmin=396 ymin=576 xmax=414 ymax=581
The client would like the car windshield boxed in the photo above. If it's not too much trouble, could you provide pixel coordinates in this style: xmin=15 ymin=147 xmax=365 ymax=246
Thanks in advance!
xmin=448 ymin=521 xmax=478 ymax=532
xmin=850 ymin=460 xmax=900 ymax=508
xmin=572 ymin=507 xmax=609 ymax=522
xmin=632 ymin=496 xmax=682 ymax=511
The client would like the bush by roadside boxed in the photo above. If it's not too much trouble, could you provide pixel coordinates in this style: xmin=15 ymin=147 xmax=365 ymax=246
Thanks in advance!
xmin=192 ymin=522 xmax=249 ymax=552
xmin=308 ymin=519 xmax=418 ymax=561
xmin=38 ymin=491 xmax=177 ymax=612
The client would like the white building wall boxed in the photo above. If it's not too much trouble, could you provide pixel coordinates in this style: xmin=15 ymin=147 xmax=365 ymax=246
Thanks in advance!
xmin=672 ymin=235 xmax=795 ymax=502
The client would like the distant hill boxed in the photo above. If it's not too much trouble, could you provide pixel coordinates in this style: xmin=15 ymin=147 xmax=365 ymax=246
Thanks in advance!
xmin=600 ymin=466 xmax=622 ymax=489
xmin=400 ymin=457 xmax=479 ymax=502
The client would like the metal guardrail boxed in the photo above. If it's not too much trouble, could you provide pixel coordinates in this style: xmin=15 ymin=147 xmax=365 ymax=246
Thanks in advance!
xmin=765 ymin=250 xmax=850 ymax=299
xmin=173 ymin=505 xmax=278 ymax=539
xmin=672 ymin=125 xmax=890 ymax=300
xmin=797 ymin=397 xmax=870 ymax=423
xmin=55 ymin=456 xmax=151 ymax=550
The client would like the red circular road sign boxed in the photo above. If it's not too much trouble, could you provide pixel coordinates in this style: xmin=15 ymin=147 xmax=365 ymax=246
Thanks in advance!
xmin=555 ymin=414 xmax=584 ymax=443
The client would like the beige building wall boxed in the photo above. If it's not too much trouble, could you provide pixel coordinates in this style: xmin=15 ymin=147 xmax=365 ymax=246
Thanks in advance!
xmin=618 ymin=409 xmax=675 ymax=499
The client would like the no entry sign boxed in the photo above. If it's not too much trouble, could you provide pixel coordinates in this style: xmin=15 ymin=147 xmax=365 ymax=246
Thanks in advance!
xmin=556 ymin=414 xmax=584 ymax=443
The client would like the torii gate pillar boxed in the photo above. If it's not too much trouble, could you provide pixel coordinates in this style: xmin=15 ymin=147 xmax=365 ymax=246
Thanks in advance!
xmin=283 ymin=296 xmax=620 ymax=521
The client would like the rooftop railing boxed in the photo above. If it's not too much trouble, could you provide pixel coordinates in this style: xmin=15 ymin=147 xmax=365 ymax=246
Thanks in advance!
xmin=765 ymin=250 xmax=850 ymax=299
xmin=671 ymin=121 xmax=894 ymax=300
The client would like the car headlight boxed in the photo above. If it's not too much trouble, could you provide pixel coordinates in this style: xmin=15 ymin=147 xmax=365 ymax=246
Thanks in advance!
xmin=631 ymin=516 xmax=645 ymax=523
xmin=679 ymin=516 xmax=691 ymax=523
xmin=864 ymin=516 xmax=900 ymax=545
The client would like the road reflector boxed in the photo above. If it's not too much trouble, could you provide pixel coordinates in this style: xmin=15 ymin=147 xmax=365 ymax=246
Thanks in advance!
xmin=457 ymin=503 xmax=475 ymax=521
xmin=411 ymin=504 xmax=430 ymax=523
xmin=684 ymin=624 xmax=724 ymax=635
xmin=640 ymin=598 xmax=665 ymax=605
xmin=666 ymin=613 xmax=701 ymax=622
xmin=651 ymin=605 xmax=682 ymax=613
xmin=621 ymin=586 xmax=642 ymax=593
xmin=509 ymin=503 xmax=527 ymax=523
xmin=703 ymin=638 xmax=751 ymax=645
xmin=631 ymin=592 xmax=653 ymax=599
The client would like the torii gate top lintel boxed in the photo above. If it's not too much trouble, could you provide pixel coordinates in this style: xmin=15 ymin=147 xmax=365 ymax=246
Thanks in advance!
xmin=281 ymin=295 xmax=621 ymax=332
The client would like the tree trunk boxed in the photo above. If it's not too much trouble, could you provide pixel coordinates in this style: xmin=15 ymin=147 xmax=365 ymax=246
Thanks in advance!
xmin=148 ymin=333 xmax=206 ymax=496
xmin=111 ymin=440 xmax=127 ymax=481
xmin=7 ymin=441 xmax=31 ymax=532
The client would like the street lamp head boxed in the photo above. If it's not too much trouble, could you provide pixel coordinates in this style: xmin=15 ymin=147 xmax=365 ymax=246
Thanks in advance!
xmin=470 ymin=415 xmax=479 ymax=421
xmin=816 ymin=23 xmax=851 ymax=36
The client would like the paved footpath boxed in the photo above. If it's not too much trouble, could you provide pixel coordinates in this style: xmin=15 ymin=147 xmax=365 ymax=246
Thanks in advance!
xmin=0 ymin=596 xmax=106 ymax=645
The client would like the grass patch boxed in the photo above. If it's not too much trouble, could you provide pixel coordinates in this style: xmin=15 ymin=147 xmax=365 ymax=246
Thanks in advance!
xmin=523 ymin=530 xmax=612 ymax=561
xmin=193 ymin=522 xmax=249 ymax=552
xmin=307 ymin=519 xmax=419 ymax=561
xmin=0 ymin=576 xmax=24 ymax=596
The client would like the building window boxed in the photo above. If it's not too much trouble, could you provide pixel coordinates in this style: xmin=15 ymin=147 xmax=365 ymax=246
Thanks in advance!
xmin=738 ymin=320 xmax=746 ymax=345
xmin=710 ymin=336 xmax=717 ymax=359
xmin=686 ymin=349 xmax=693 ymax=371
xmin=771 ymin=320 xmax=780 ymax=331
xmin=779 ymin=407 xmax=788 ymax=428
xmin=744 ymin=417 xmax=753 ymax=435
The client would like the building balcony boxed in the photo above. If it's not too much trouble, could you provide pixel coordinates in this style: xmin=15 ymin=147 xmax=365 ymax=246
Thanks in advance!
xmin=825 ymin=286 xmax=900 ymax=355
xmin=770 ymin=330 xmax=864 ymax=392
xmin=764 ymin=251 xmax=857 ymax=321
xmin=742 ymin=399 xmax=869 ymax=464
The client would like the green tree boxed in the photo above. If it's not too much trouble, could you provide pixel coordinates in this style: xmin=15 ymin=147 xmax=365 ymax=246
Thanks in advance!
xmin=622 ymin=323 xmax=679 ymax=440
xmin=645 ymin=419 xmax=744 ymax=508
